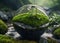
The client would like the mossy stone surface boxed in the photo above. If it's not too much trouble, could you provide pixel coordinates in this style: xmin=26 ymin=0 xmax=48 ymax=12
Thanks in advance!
xmin=12 ymin=12 xmax=49 ymax=27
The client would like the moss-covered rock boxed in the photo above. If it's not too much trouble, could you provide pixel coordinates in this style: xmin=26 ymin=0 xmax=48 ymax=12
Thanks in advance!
xmin=53 ymin=27 xmax=60 ymax=39
xmin=12 ymin=8 xmax=49 ymax=41
xmin=12 ymin=12 xmax=49 ymax=27
xmin=0 ymin=20 xmax=8 ymax=34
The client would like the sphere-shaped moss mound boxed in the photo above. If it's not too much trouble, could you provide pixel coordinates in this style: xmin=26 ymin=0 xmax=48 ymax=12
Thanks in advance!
xmin=53 ymin=27 xmax=60 ymax=38
xmin=0 ymin=20 xmax=8 ymax=34
xmin=12 ymin=12 xmax=49 ymax=27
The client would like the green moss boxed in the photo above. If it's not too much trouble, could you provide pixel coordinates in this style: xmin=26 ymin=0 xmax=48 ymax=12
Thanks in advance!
xmin=12 ymin=12 xmax=49 ymax=27
xmin=53 ymin=27 xmax=60 ymax=37
xmin=0 ymin=20 xmax=8 ymax=34
xmin=0 ymin=35 xmax=37 ymax=43
xmin=0 ymin=35 xmax=19 ymax=43
xmin=47 ymin=37 xmax=58 ymax=43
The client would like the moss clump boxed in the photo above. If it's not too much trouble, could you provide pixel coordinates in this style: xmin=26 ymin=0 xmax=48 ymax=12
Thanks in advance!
xmin=0 ymin=34 xmax=37 ymax=43
xmin=47 ymin=37 xmax=58 ymax=43
xmin=0 ymin=35 xmax=20 ymax=43
xmin=12 ymin=12 xmax=49 ymax=27
xmin=53 ymin=27 xmax=60 ymax=38
xmin=0 ymin=20 xmax=8 ymax=34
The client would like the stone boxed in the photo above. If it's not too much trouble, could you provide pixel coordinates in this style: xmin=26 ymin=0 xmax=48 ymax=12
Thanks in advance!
xmin=0 ymin=11 xmax=8 ymax=21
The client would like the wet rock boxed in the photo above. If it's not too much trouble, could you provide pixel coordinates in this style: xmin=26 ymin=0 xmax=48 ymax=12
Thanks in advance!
xmin=6 ymin=23 xmax=21 ymax=39
xmin=6 ymin=11 xmax=15 ymax=20
xmin=14 ymin=22 xmax=36 ymax=29
xmin=41 ymin=32 xmax=53 ymax=39
xmin=6 ymin=31 xmax=21 ymax=39
xmin=0 ymin=11 xmax=8 ymax=21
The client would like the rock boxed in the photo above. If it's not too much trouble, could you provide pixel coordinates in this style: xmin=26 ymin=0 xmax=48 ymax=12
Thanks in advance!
xmin=14 ymin=22 xmax=36 ymax=29
xmin=0 ymin=11 xmax=8 ymax=21
xmin=6 ymin=31 xmax=21 ymax=39
xmin=41 ymin=32 xmax=53 ymax=39
xmin=6 ymin=12 xmax=14 ymax=20
xmin=6 ymin=23 xmax=21 ymax=39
